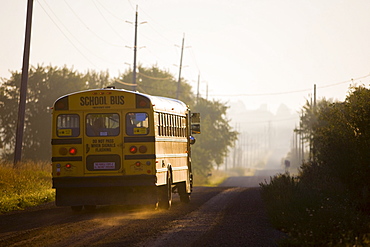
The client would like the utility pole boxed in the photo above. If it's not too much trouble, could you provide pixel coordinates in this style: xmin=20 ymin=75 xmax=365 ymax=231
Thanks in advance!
xmin=301 ymin=110 xmax=304 ymax=163
xmin=313 ymin=84 xmax=317 ymax=162
xmin=132 ymin=6 xmax=138 ymax=92
xmin=196 ymin=73 xmax=200 ymax=104
xmin=127 ymin=6 xmax=146 ymax=91
xmin=14 ymin=0 xmax=34 ymax=166
xmin=293 ymin=126 xmax=300 ymax=166
xmin=206 ymin=82 xmax=208 ymax=100
xmin=176 ymin=34 xmax=185 ymax=99
xmin=314 ymin=84 xmax=317 ymax=108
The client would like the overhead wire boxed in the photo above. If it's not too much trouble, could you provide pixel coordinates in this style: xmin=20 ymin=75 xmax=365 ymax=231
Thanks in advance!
xmin=125 ymin=2 xmax=190 ymax=77
xmin=36 ymin=0 xmax=368 ymax=101
xmin=63 ymin=0 xmax=125 ymax=47
xmin=210 ymin=73 xmax=370 ymax=97
xmin=91 ymin=0 xmax=130 ymax=43
xmin=114 ymin=79 xmax=148 ymax=94
xmin=138 ymin=73 xmax=172 ymax=80
xmin=95 ymin=0 xmax=127 ymax=22
xmin=115 ymin=79 xmax=136 ymax=86
xmin=241 ymin=116 xmax=299 ymax=124
xmin=36 ymin=0 xmax=99 ymax=69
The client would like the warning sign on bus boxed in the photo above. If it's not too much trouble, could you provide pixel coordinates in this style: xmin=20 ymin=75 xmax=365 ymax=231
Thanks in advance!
xmin=94 ymin=162 xmax=115 ymax=170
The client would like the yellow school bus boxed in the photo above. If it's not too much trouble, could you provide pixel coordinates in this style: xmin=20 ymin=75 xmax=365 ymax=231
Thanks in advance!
xmin=51 ymin=87 xmax=200 ymax=211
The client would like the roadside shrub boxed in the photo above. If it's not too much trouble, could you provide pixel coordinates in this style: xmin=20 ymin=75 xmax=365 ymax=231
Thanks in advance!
xmin=260 ymin=170 xmax=370 ymax=246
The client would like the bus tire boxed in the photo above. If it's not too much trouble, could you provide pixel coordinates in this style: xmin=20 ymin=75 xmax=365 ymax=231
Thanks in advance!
xmin=157 ymin=171 xmax=172 ymax=210
xmin=71 ymin=205 xmax=83 ymax=212
xmin=178 ymin=182 xmax=191 ymax=203
xmin=84 ymin=205 xmax=96 ymax=211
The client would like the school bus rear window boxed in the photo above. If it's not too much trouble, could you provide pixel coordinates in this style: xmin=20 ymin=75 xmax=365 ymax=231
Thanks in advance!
xmin=126 ymin=112 xmax=149 ymax=135
xmin=57 ymin=114 xmax=80 ymax=137
xmin=86 ymin=113 xmax=120 ymax=137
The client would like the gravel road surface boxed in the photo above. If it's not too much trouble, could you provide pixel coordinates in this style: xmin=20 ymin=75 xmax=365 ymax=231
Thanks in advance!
xmin=0 ymin=175 xmax=285 ymax=246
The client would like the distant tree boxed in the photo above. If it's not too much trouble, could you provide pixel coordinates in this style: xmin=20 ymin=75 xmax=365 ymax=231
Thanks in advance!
xmin=84 ymin=69 xmax=110 ymax=89
xmin=114 ymin=65 xmax=194 ymax=104
xmin=192 ymin=98 xmax=238 ymax=176
xmin=0 ymin=65 xmax=110 ymax=161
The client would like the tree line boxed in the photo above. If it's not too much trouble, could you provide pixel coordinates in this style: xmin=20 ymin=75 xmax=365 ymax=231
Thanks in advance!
xmin=0 ymin=65 xmax=237 ymax=178
xmin=261 ymin=85 xmax=370 ymax=245
xmin=299 ymin=85 xmax=370 ymax=210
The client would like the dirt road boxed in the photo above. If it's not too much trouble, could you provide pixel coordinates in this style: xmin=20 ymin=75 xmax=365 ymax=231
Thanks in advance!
xmin=0 ymin=176 xmax=284 ymax=247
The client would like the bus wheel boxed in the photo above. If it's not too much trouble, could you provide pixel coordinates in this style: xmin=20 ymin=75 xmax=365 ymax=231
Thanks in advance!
xmin=178 ymin=182 xmax=190 ymax=203
xmin=84 ymin=205 xmax=96 ymax=211
xmin=71 ymin=205 xmax=83 ymax=212
xmin=157 ymin=172 xmax=172 ymax=210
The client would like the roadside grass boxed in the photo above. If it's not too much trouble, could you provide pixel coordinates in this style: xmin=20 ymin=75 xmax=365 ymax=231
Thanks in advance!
xmin=194 ymin=167 xmax=256 ymax=187
xmin=194 ymin=169 xmax=229 ymax=187
xmin=0 ymin=161 xmax=55 ymax=214
xmin=260 ymin=173 xmax=370 ymax=246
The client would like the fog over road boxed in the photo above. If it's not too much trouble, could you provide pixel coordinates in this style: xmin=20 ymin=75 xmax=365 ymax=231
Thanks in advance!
xmin=0 ymin=174 xmax=285 ymax=247
xmin=221 ymin=169 xmax=284 ymax=188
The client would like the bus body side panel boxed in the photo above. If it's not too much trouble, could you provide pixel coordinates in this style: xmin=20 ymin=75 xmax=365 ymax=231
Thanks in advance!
xmin=155 ymin=138 xmax=189 ymax=185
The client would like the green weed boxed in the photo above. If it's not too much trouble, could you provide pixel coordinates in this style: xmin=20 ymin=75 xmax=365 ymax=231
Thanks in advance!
xmin=0 ymin=161 xmax=54 ymax=213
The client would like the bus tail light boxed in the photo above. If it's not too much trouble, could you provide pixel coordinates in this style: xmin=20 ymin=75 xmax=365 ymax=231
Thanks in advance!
xmin=54 ymin=96 xmax=69 ymax=110
xmin=135 ymin=162 xmax=141 ymax=167
xmin=136 ymin=95 xmax=150 ymax=108
xmin=69 ymin=147 xmax=77 ymax=155
xmin=59 ymin=147 xmax=68 ymax=155
xmin=139 ymin=145 xmax=147 ymax=153
xmin=65 ymin=163 xmax=72 ymax=168
xmin=129 ymin=146 xmax=137 ymax=153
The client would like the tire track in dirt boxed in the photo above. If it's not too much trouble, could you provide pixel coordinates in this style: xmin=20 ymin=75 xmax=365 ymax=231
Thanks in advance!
xmin=140 ymin=187 xmax=244 ymax=247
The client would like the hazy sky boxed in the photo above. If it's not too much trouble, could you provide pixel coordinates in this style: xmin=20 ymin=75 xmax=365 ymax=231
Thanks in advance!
xmin=2 ymin=0 xmax=370 ymax=113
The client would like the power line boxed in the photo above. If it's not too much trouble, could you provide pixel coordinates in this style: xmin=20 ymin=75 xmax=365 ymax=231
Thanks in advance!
xmin=139 ymin=73 xmax=172 ymax=80
xmin=92 ymin=0 xmax=129 ymax=43
xmin=239 ymin=116 xmax=299 ymax=125
xmin=95 ymin=0 xmax=127 ymax=22
xmin=63 ymin=0 xmax=125 ymax=47
xmin=37 ymin=0 xmax=99 ymax=68
xmin=115 ymin=79 xmax=136 ymax=86
xmin=210 ymin=73 xmax=370 ymax=97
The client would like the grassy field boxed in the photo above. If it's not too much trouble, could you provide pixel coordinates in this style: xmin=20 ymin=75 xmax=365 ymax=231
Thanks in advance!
xmin=0 ymin=161 xmax=55 ymax=213
xmin=260 ymin=173 xmax=370 ymax=246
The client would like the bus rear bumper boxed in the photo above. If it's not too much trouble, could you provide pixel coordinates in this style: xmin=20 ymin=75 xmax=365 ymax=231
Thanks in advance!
xmin=53 ymin=175 xmax=157 ymax=206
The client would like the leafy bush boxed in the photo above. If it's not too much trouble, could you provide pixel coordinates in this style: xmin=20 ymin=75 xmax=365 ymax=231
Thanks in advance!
xmin=261 ymin=171 xmax=370 ymax=246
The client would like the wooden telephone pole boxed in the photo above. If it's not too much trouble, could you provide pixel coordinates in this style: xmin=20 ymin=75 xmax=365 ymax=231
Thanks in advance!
xmin=14 ymin=0 xmax=34 ymax=166
xmin=176 ymin=34 xmax=185 ymax=99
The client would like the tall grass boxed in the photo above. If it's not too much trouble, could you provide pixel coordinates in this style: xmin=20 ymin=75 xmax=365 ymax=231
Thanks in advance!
xmin=260 ymin=172 xmax=370 ymax=246
xmin=0 ymin=161 xmax=55 ymax=213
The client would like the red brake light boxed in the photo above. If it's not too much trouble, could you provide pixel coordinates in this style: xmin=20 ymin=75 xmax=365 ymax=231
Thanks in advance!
xmin=59 ymin=147 xmax=68 ymax=155
xmin=136 ymin=95 xmax=150 ymax=108
xmin=69 ymin=147 xmax=77 ymax=155
xmin=130 ymin=146 xmax=137 ymax=153
xmin=139 ymin=145 xmax=147 ymax=153
xmin=65 ymin=163 xmax=72 ymax=168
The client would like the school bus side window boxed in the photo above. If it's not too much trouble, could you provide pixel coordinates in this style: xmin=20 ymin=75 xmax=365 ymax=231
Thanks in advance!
xmin=86 ymin=113 xmax=120 ymax=137
xmin=126 ymin=112 xmax=149 ymax=135
xmin=57 ymin=114 xmax=80 ymax=137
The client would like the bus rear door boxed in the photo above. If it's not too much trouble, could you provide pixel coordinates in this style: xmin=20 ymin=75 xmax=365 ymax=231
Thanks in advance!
xmin=83 ymin=112 xmax=123 ymax=174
